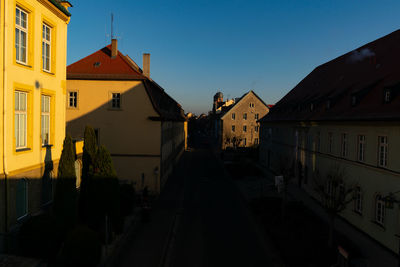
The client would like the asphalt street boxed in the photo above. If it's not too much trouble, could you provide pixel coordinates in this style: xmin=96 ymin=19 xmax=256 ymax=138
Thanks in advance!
xmin=171 ymin=149 xmax=278 ymax=267
xmin=118 ymin=148 xmax=279 ymax=267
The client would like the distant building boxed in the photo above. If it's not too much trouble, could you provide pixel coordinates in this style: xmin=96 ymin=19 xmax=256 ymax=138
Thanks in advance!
xmin=66 ymin=39 xmax=185 ymax=194
xmin=259 ymin=30 xmax=400 ymax=254
xmin=214 ymin=90 xmax=270 ymax=149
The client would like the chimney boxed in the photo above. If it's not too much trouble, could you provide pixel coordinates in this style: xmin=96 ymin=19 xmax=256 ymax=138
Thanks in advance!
xmin=143 ymin=53 xmax=150 ymax=78
xmin=111 ymin=39 xmax=118 ymax=58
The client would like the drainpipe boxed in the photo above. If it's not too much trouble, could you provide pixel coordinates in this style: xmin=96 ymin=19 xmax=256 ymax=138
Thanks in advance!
xmin=3 ymin=0 xmax=9 ymax=238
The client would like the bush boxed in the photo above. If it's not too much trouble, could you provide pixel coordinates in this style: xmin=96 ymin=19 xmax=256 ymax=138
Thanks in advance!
xmin=60 ymin=225 xmax=102 ymax=267
xmin=54 ymin=134 xmax=77 ymax=233
xmin=18 ymin=213 xmax=60 ymax=260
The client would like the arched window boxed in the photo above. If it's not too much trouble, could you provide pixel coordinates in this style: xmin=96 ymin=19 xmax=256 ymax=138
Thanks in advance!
xmin=375 ymin=194 xmax=385 ymax=225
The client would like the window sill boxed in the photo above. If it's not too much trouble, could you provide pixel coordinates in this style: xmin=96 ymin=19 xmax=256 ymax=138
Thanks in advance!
xmin=42 ymin=69 xmax=55 ymax=75
xmin=371 ymin=220 xmax=386 ymax=230
xmin=16 ymin=61 xmax=32 ymax=68
xmin=16 ymin=147 xmax=31 ymax=153
xmin=67 ymin=106 xmax=78 ymax=110
xmin=353 ymin=210 xmax=362 ymax=216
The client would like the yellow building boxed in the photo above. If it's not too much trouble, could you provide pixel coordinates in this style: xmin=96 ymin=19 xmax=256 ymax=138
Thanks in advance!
xmin=0 ymin=0 xmax=71 ymax=252
xmin=66 ymin=39 xmax=186 ymax=194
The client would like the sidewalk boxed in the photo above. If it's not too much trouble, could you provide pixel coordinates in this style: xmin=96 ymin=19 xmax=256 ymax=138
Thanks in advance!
xmin=115 ymin=153 xmax=187 ymax=267
xmin=255 ymin=162 xmax=398 ymax=267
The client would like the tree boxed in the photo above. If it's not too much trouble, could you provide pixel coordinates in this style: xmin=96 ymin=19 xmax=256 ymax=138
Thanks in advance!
xmin=313 ymin=164 xmax=354 ymax=247
xmin=82 ymin=126 xmax=97 ymax=180
xmin=54 ymin=134 xmax=77 ymax=233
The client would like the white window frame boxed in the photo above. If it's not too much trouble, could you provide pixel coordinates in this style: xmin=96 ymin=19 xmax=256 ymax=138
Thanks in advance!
xmin=341 ymin=133 xmax=347 ymax=158
xmin=255 ymin=113 xmax=259 ymax=120
xmin=243 ymin=113 xmax=247 ymax=120
xmin=15 ymin=91 xmax=27 ymax=149
xmin=68 ymin=91 xmax=78 ymax=108
xmin=354 ymin=186 xmax=362 ymax=214
xmin=41 ymin=95 xmax=50 ymax=145
xmin=378 ymin=136 xmax=388 ymax=168
xmin=111 ymin=93 xmax=121 ymax=109
xmin=42 ymin=23 xmax=51 ymax=72
xmin=375 ymin=195 xmax=385 ymax=225
xmin=231 ymin=113 xmax=235 ymax=120
xmin=357 ymin=135 xmax=365 ymax=162
xmin=15 ymin=7 xmax=28 ymax=64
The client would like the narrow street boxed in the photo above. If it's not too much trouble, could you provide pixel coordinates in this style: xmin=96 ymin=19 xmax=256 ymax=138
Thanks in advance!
xmin=117 ymin=148 xmax=280 ymax=267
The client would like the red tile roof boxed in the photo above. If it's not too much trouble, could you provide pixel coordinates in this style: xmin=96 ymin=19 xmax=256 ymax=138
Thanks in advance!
xmin=67 ymin=43 xmax=186 ymax=122
xmin=67 ymin=45 xmax=145 ymax=80
xmin=262 ymin=29 xmax=400 ymax=122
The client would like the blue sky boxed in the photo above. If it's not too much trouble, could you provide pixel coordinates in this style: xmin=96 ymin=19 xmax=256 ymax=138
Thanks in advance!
xmin=67 ymin=0 xmax=400 ymax=115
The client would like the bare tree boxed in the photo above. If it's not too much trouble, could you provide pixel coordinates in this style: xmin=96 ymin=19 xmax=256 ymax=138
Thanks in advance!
xmin=313 ymin=164 xmax=354 ymax=247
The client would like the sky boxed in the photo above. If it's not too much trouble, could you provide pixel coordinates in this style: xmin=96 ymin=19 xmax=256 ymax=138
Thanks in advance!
xmin=67 ymin=0 xmax=400 ymax=115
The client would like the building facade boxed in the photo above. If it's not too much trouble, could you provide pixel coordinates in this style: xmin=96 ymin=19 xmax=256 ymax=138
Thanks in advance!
xmin=260 ymin=30 xmax=400 ymax=254
xmin=66 ymin=40 xmax=185 ymax=194
xmin=0 ymin=0 xmax=71 ymax=252
xmin=216 ymin=90 xmax=269 ymax=149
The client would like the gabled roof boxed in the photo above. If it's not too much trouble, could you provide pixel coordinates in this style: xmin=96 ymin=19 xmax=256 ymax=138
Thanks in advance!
xmin=67 ymin=45 xmax=146 ymax=80
xmin=67 ymin=43 xmax=186 ymax=122
xmin=262 ymin=29 xmax=400 ymax=123
xmin=220 ymin=90 xmax=269 ymax=119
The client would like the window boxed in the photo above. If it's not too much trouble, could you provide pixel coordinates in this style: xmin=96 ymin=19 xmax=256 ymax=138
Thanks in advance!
xmin=232 ymin=125 xmax=235 ymax=132
xmin=112 ymin=93 xmax=121 ymax=108
xmin=378 ymin=136 xmax=388 ymax=167
xmin=328 ymin=132 xmax=333 ymax=153
xmin=243 ymin=125 xmax=247 ymax=132
xmin=357 ymin=135 xmax=365 ymax=162
xmin=68 ymin=91 xmax=77 ymax=108
xmin=249 ymin=103 xmax=254 ymax=108
xmin=42 ymin=23 xmax=51 ymax=71
xmin=354 ymin=186 xmax=362 ymax=214
xmin=255 ymin=126 xmax=259 ymax=132
xmin=16 ymin=178 xmax=28 ymax=219
xmin=231 ymin=113 xmax=235 ymax=120
xmin=254 ymin=138 xmax=259 ymax=145
xmin=15 ymin=7 xmax=28 ymax=64
xmin=375 ymin=195 xmax=385 ymax=225
xmin=243 ymin=113 xmax=247 ymax=120
xmin=341 ymin=133 xmax=347 ymax=158
xmin=243 ymin=138 xmax=247 ymax=146
xmin=384 ymin=90 xmax=391 ymax=103
xmin=255 ymin=113 xmax=259 ymax=120
xmin=41 ymin=95 xmax=50 ymax=145
xmin=15 ymin=91 xmax=27 ymax=149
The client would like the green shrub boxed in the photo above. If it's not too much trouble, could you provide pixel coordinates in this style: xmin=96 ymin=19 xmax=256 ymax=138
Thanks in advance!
xmin=54 ymin=134 xmax=77 ymax=233
xmin=60 ymin=225 xmax=102 ymax=267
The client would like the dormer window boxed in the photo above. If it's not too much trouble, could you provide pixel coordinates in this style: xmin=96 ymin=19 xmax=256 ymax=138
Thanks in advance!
xmin=351 ymin=95 xmax=357 ymax=106
xmin=384 ymin=90 xmax=391 ymax=103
